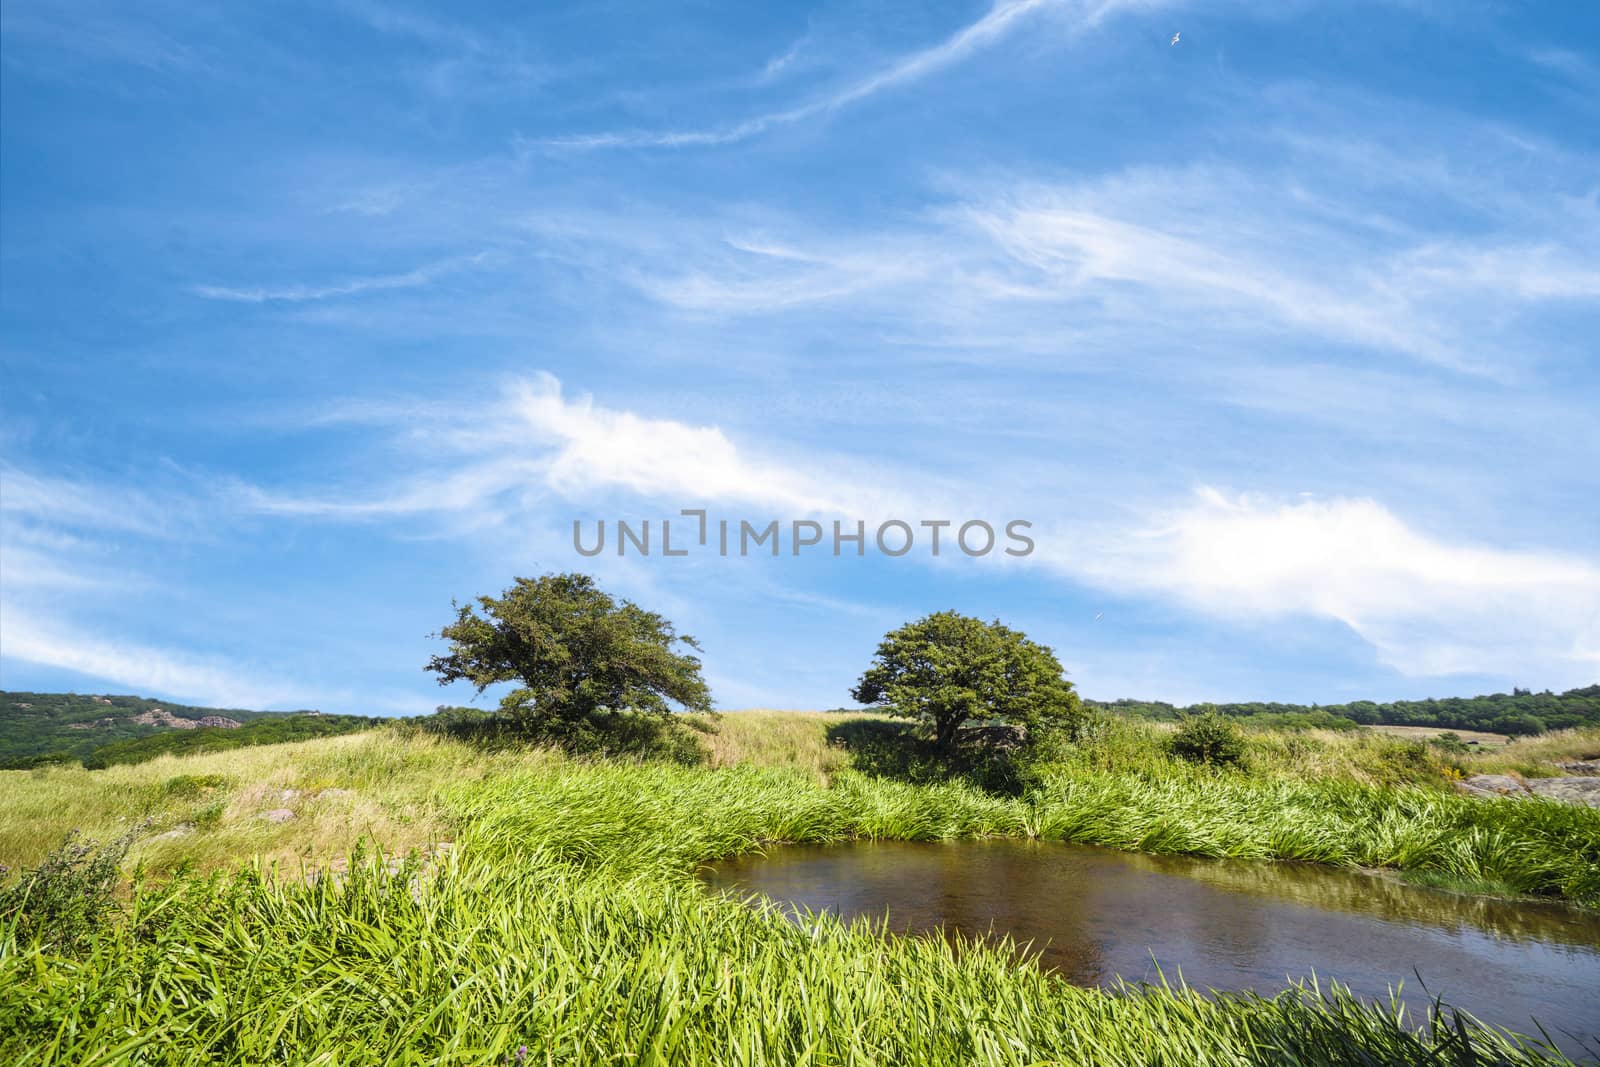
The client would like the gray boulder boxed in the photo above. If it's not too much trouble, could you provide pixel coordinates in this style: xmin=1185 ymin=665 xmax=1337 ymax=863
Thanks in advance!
xmin=1457 ymin=773 xmax=1600 ymax=809
xmin=1525 ymin=777 xmax=1600 ymax=808
xmin=1458 ymin=774 xmax=1525 ymax=798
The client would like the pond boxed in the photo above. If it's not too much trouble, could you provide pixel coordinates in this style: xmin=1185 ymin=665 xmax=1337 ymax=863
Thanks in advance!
xmin=704 ymin=839 xmax=1600 ymax=1056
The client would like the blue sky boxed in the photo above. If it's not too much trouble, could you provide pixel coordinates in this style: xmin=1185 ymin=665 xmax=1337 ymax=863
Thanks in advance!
xmin=2 ymin=0 xmax=1597 ymax=715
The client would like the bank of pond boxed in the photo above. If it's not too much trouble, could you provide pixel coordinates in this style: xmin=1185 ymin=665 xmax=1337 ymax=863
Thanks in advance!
xmin=706 ymin=839 xmax=1600 ymax=1059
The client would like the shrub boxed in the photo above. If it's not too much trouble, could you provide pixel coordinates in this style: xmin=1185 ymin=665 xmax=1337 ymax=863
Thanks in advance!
xmin=1169 ymin=708 xmax=1246 ymax=768
xmin=0 ymin=824 xmax=142 ymax=953
xmin=1376 ymin=739 xmax=1440 ymax=785
xmin=162 ymin=773 xmax=229 ymax=798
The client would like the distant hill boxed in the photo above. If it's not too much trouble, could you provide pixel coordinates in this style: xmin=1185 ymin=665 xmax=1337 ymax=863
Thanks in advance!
xmin=1088 ymin=684 xmax=1600 ymax=736
xmin=0 ymin=691 xmax=388 ymax=769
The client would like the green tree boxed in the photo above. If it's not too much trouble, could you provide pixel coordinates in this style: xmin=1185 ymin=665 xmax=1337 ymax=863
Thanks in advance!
xmin=851 ymin=611 xmax=1084 ymax=752
xmin=425 ymin=574 xmax=712 ymax=746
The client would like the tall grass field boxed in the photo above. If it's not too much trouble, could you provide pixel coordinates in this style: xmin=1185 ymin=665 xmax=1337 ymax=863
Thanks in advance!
xmin=3 ymin=715 xmax=1598 ymax=1065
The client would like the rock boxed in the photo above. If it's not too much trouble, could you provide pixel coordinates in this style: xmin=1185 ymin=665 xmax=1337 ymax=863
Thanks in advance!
xmin=1553 ymin=759 xmax=1600 ymax=775
xmin=316 ymin=788 xmax=353 ymax=799
xmin=1458 ymin=774 xmax=1525 ymax=798
xmin=151 ymin=823 xmax=195 ymax=841
xmin=259 ymin=808 xmax=296 ymax=823
xmin=132 ymin=709 xmax=243 ymax=730
xmin=1458 ymin=773 xmax=1600 ymax=809
xmin=1525 ymin=777 xmax=1600 ymax=808
xmin=280 ymin=789 xmax=301 ymax=800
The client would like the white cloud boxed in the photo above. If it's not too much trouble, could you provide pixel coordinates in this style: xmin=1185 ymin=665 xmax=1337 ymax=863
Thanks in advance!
xmin=564 ymin=153 xmax=1598 ymax=378
xmin=0 ymin=610 xmax=286 ymax=709
xmin=1389 ymin=242 xmax=1600 ymax=301
xmin=0 ymin=605 xmax=443 ymax=715
xmin=238 ymin=373 xmax=895 ymax=520
xmin=233 ymin=376 xmax=1600 ymax=687
xmin=538 ymin=0 xmax=1121 ymax=149
xmin=190 ymin=253 xmax=488 ymax=303
xmin=1 ymin=464 xmax=178 ymax=535
xmin=1055 ymin=488 xmax=1600 ymax=682
xmin=639 ymin=235 xmax=937 ymax=313
xmin=510 ymin=375 xmax=854 ymax=512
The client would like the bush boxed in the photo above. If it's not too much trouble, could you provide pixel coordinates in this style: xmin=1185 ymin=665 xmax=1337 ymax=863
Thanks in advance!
xmin=1375 ymin=739 xmax=1440 ymax=785
xmin=0 ymin=825 xmax=143 ymax=954
xmin=162 ymin=773 xmax=229 ymax=798
xmin=1168 ymin=708 xmax=1246 ymax=768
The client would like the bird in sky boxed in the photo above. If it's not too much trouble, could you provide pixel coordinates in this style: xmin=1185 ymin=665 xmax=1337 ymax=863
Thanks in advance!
xmin=1095 ymin=612 xmax=1104 ymax=622
xmin=1170 ymin=32 xmax=1181 ymax=46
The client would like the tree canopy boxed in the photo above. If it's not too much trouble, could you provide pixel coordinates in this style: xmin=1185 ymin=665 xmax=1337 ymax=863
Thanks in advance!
xmin=851 ymin=611 xmax=1084 ymax=750
xmin=425 ymin=574 xmax=713 ymax=740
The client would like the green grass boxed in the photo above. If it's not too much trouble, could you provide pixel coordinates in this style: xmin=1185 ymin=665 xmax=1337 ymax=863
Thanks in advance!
xmin=2 ymin=718 xmax=1597 ymax=1065
xmin=5 ymin=848 xmax=1576 ymax=1067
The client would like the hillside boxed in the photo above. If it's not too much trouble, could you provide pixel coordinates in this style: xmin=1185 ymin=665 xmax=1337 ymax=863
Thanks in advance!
xmin=0 ymin=691 xmax=386 ymax=769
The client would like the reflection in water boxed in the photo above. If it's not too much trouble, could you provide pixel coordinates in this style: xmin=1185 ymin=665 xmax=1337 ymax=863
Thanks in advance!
xmin=703 ymin=840 xmax=1600 ymax=1057
xmin=1117 ymin=848 xmax=1600 ymax=950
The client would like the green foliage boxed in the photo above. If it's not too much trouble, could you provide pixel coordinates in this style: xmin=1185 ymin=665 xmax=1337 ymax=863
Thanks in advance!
xmin=851 ymin=611 xmax=1086 ymax=752
xmin=1169 ymin=707 xmax=1247 ymax=768
xmin=1430 ymin=732 xmax=1472 ymax=755
xmin=426 ymin=574 xmax=713 ymax=754
xmin=1092 ymin=684 xmax=1600 ymax=735
xmin=1235 ymin=710 xmax=1362 ymax=731
xmin=0 ymin=825 xmax=142 ymax=954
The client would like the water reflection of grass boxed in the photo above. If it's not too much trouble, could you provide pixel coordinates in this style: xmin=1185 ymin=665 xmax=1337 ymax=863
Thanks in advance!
xmin=1120 ymin=848 xmax=1600 ymax=950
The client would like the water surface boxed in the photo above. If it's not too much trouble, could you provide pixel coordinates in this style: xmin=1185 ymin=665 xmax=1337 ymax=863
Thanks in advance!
xmin=704 ymin=840 xmax=1600 ymax=1056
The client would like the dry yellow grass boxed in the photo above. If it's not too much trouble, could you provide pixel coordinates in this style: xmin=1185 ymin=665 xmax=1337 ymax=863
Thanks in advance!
xmin=701 ymin=709 xmax=878 ymax=779
xmin=1360 ymin=724 xmax=1512 ymax=748
xmin=0 ymin=731 xmax=556 ymax=877
xmin=0 ymin=714 xmax=865 ymax=877
xmin=1458 ymin=726 xmax=1600 ymax=776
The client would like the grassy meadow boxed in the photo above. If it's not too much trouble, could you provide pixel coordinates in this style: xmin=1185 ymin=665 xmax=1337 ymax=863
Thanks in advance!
xmin=3 ymin=712 xmax=1599 ymax=1064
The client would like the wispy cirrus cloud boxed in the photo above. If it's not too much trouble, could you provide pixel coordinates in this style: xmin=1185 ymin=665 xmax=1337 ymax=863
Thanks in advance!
xmin=190 ymin=252 xmax=490 ymax=303
xmin=0 ymin=610 xmax=288 ymax=708
xmin=0 ymin=0 xmax=212 ymax=76
xmin=520 ymin=144 xmax=1596 ymax=377
xmin=0 ymin=463 xmax=187 ymax=536
xmin=535 ymin=0 xmax=1123 ymax=149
